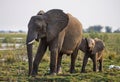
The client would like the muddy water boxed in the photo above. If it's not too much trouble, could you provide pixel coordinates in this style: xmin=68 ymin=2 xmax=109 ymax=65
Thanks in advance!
xmin=0 ymin=37 xmax=24 ymax=50
xmin=0 ymin=43 xmax=23 ymax=50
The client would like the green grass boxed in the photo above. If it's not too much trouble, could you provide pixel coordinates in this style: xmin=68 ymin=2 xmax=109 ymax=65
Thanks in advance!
xmin=0 ymin=33 xmax=120 ymax=81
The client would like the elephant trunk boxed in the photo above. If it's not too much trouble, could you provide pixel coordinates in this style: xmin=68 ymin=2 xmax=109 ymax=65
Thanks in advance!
xmin=27 ymin=44 xmax=33 ymax=76
xmin=26 ymin=29 xmax=37 ymax=76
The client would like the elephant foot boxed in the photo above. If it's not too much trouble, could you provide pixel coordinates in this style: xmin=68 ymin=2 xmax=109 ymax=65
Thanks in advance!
xmin=57 ymin=67 xmax=62 ymax=74
xmin=70 ymin=69 xmax=75 ymax=73
xmin=93 ymin=69 xmax=99 ymax=72
xmin=50 ymin=72 xmax=57 ymax=76
xmin=31 ymin=71 xmax=38 ymax=77
xmin=44 ymin=73 xmax=57 ymax=76
xmin=81 ymin=70 xmax=87 ymax=73
xmin=80 ymin=69 xmax=87 ymax=73
xmin=28 ymin=72 xmax=31 ymax=76
xmin=99 ymin=70 xmax=103 ymax=72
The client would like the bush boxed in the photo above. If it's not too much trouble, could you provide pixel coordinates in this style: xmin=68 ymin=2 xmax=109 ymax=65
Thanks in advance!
xmin=88 ymin=32 xmax=109 ymax=43
xmin=5 ymin=51 xmax=16 ymax=63
xmin=6 ymin=55 xmax=16 ymax=63
xmin=2 ymin=36 xmax=15 ymax=43
xmin=89 ymin=32 xmax=100 ymax=38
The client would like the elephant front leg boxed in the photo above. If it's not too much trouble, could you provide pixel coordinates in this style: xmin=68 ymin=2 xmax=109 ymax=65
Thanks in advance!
xmin=92 ymin=54 xmax=98 ymax=72
xmin=32 ymin=39 xmax=47 ymax=76
xmin=81 ymin=54 xmax=89 ymax=73
xmin=49 ymin=37 xmax=60 ymax=75
xmin=57 ymin=52 xmax=63 ymax=74
xmin=50 ymin=48 xmax=58 ymax=75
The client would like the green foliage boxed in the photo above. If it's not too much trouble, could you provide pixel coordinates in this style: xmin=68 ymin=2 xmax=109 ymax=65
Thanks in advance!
xmin=89 ymin=32 xmax=100 ymax=38
xmin=2 ymin=36 xmax=14 ymax=43
xmin=0 ymin=33 xmax=26 ymax=43
xmin=84 ymin=32 xmax=109 ymax=43
xmin=5 ymin=54 xmax=16 ymax=63
xmin=105 ymin=26 xmax=112 ymax=33
xmin=114 ymin=28 xmax=120 ymax=33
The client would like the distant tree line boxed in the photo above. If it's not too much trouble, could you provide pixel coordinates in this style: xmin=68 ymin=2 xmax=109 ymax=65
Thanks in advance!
xmin=114 ymin=28 xmax=120 ymax=33
xmin=0 ymin=30 xmax=26 ymax=33
xmin=86 ymin=25 xmax=103 ymax=33
xmin=0 ymin=26 xmax=120 ymax=33
xmin=84 ymin=25 xmax=120 ymax=33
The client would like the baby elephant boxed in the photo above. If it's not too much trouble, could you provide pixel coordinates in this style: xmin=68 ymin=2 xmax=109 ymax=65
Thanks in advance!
xmin=79 ymin=38 xmax=105 ymax=73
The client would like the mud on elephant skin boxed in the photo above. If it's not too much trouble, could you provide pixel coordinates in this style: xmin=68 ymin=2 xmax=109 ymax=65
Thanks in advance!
xmin=79 ymin=38 xmax=105 ymax=73
xmin=26 ymin=9 xmax=82 ymax=76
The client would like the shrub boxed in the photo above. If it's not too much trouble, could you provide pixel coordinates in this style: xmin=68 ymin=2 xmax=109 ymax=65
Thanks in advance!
xmin=104 ymin=51 xmax=117 ymax=60
xmin=5 ymin=55 xmax=16 ymax=63
xmin=89 ymin=32 xmax=100 ymax=38
xmin=5 ymin=51 xmax=16 ymax=63
xmin=2 ymin=36 xmax=15 ymax=43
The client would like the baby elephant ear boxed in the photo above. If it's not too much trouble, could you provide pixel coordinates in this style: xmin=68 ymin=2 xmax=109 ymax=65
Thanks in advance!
xmin=94 ymin=38 xmax=105 ymax=52
xmin=44 ymin=9 xmax=69 ymax=42
xmin=79 ymin=38 xmax=88 ymax=52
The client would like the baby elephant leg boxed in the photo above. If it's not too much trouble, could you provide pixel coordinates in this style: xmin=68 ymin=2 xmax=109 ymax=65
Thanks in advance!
xmin=99 ymin=57 xmax=103 ymax=72
xmin=91 ymin=55 xmax=98 ymax=72
xmin=81 ymin=53 xmax=89 ymax=73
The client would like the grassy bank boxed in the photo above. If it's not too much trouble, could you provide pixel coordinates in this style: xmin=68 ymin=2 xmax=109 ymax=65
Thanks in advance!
xmin=0 ymin=33 xmax=120 ymax=81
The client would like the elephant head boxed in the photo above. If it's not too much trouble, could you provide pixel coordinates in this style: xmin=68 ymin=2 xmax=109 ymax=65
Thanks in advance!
xmin=26 ymin=15 xmax=47 ymax=45
xmin=87 ymin=38 xmax=95 ymax=51
xmin=79 ymin=38 xmax=94 ymax=52
xmin=91 ymin=38 xmax=105 ymax=54
xmin=26 ymin=9 xmax=69 ymax=75
xmin=26 ymin=9 xmax=68 ymax=45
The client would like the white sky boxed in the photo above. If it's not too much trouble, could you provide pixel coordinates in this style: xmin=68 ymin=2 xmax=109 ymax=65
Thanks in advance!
xmin=0 ymin=0 xmax=120 ymax=31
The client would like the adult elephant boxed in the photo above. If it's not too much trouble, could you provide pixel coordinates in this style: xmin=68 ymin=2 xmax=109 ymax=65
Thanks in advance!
xmin=79 ymin=38 xmax=105 ymax=73
xmin=26 ymin=9 xmax=82 ymax=76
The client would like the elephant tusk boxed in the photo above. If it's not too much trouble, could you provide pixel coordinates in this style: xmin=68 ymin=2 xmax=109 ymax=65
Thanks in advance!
xmin=28 ymin=39 xmax=36 ymax=45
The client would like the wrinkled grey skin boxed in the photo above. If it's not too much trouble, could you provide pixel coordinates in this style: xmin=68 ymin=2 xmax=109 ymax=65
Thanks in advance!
xmin=26 ymin=9 xmax=82 ymax=76
xmin=57 ymin=13 xmax=83 ymax=74
xmin=35 ymin=10 xmax=45 ymax=42
xmin=79 ymin=38 xmax=105 ymax=73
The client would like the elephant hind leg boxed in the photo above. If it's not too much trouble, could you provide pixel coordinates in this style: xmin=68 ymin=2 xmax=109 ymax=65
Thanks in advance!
xmin=99 ymin=56 xmax=103 ymax=72
xmin=70 ymin=49 xmax=78 ymax=73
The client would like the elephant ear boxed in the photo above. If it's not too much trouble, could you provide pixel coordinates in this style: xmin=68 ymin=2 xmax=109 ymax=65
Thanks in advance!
xmin=43 ymin=9 xmax=69 ymax=42
xmin=94 ymin=38 xmax=105 ymax=52
xmin=79 ymin=38 xmax=88 ymax=53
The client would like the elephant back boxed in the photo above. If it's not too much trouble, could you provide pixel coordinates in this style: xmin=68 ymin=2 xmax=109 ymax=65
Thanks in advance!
xmin=61 ymin=13 xmax=83 ymax=54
